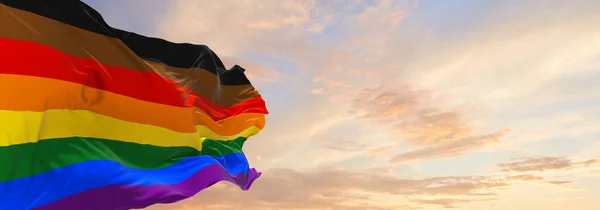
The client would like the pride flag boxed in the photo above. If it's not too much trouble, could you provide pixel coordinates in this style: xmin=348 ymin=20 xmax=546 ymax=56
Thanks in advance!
xmin=0 ymin=1 xmax=268 ymax=209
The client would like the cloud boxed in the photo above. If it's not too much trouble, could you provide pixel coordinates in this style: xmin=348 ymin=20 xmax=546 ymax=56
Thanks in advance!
xmin=409 ymin=198 xmax=497 ymax=209
xmin=148 ymin=168 xmax=510 ymax=210
xmin=503 ymin=175 xmax=574 ymax=188
xmin=496 ymin=157 xmax=598 ymax=188
xmin=312 ymin=76 xmax=325 ymax=82
xmin=309 ymin=87 xmax=326 ymax=94
xmin=308 ymin=77 xmax=354 ymax=97
xmin=349 ymin=85 xmax=510 ymax=162
xmin=505 ymin=174 xmax=544 ymax=182
xmin=367 ymin=145 xmax=396 ymax=155
xmin=323 ymin=138 xmax=366 ymax=152
xmin=545 ymin=181 xmax=573 ymax=185
xmin=321 ymin=78 xmax=353 ymax=89
xmin=577 ymin=159 xmax=599 ymax=167
xmin=392 ymin=129 xmax=510 ymax=162
xmin=498 ymin=157 xmax=599 ymax=172
xmin=350 ymin=85 xmax=485 ymax=145
xmin=158 ymin=0 xmax=318 ymax=57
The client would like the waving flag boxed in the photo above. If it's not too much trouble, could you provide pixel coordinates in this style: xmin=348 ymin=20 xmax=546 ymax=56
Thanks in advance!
xmin=0 ymin=0 xmax=268 ymax=209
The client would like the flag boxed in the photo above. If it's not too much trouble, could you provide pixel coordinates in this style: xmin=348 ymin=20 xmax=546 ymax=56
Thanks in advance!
xmin=0 ymin=0 xmax=268 ymax=209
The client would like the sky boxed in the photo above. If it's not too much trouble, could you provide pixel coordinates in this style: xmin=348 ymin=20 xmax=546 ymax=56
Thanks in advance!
xmin=83 ymin=0 xmax=600 ymax=209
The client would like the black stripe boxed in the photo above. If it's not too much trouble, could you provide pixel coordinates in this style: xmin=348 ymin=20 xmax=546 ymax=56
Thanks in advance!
xmin=0 ymin=0 xmax=251 ymax=85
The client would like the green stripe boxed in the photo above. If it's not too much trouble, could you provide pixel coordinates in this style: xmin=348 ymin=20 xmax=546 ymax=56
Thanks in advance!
xmin=0 ymin=137 xmax=246 ymax=183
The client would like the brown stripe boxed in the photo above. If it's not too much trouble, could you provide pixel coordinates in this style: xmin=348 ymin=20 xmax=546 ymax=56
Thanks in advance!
xmin=0 ymin=5 xmax=259 ymax=106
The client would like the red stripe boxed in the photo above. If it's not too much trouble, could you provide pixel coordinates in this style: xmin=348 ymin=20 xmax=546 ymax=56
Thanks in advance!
xmin=0 ymin=38 xmax=267 ymax=121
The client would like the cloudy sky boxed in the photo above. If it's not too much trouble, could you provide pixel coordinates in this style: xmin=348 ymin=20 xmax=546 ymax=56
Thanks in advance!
xmin=84 ymin=0 xmax=600 ymax=209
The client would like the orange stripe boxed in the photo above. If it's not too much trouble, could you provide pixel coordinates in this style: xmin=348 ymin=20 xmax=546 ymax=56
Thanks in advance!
xmin=0 ymin=37 xmax=267 ymax=121
xmin=0 ymin=74 xmax=265 ymax=135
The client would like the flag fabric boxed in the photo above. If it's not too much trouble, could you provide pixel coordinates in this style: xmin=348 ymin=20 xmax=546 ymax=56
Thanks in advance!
xmin=0 ymin=1 xmax=268 ymax=209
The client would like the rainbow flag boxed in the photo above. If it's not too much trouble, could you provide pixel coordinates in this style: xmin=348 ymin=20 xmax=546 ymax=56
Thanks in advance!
xmin=0 ymin=1 xmax=268 ymax=209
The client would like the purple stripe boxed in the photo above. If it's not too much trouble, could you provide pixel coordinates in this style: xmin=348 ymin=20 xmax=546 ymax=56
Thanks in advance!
xmin=34 ymin=164 xmax=261 ymax=210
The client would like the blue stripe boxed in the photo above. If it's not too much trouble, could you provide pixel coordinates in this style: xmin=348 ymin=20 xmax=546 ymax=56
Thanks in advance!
xmin=0 ymin=153 xmax=250 ymax=209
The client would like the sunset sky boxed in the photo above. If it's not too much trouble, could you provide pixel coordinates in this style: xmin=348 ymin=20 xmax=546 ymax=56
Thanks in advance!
xmin=84 ymin=0 xmax=600 ymax=209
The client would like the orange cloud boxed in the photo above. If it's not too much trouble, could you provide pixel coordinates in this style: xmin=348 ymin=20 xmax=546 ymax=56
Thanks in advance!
xmin=545 ymin=181 xmax=573 ymax=185
xmin=367 ymin=145 xmax=396 ymax=155
xmin=577 ymin=159 xmax=599 ymax=167
xmin=392 ymin=129 xmax=510 ymax=162
xmin=505 ymin=174 xmax=544 ymax=182
xmin=503 ymin=174 xmax=575 ymax=187
xmin=410 ymin=198 xmax=497 ymax=209
xmin=350 ymin=85 xmax=502 ymax=143
xmin=498 ymin=156 xmax=599 ymax=172
xmin=349 ymin=85 xmax=509 ymax=162
xmin=312 ymin=76 xmax=325 ymax=82
xmin=309 ymin=88 xmax=326 ymax=94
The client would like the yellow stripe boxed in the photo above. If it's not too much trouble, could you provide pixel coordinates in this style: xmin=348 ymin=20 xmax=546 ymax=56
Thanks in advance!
xmin=0 ymin=74 xmax=266 ymax=134
xmin=0 ymin=109 xmax=262 ymax=149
